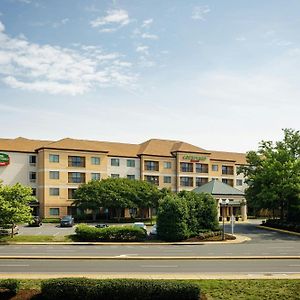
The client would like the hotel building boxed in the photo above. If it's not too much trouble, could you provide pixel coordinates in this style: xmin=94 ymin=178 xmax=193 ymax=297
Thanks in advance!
xmin=0 ymin=137 xmax=247 ymax=219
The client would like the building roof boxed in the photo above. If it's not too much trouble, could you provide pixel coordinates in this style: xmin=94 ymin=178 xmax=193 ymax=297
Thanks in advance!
xmin=193 ymin=180 xmax=244 ymax=196
xmin=0 ymin=137 xmax=51 ymax=153
xmin=0 ymin=137 xmax=246 ymax=162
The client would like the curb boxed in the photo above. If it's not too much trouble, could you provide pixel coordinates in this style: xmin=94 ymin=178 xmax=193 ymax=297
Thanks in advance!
xmin=0 ymin=255 xmax=299 ymax=260
xmin=258 ymin=225 xmax=300 ymax=236
xmin=0 ymin=235 xmax=251 ymax=246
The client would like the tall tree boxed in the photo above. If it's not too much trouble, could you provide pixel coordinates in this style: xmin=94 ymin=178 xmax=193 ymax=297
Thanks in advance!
xmin=240 ymin=129 xmax=300 ymax=221
xmin=0 ymin=183 xmax=34 ymax=237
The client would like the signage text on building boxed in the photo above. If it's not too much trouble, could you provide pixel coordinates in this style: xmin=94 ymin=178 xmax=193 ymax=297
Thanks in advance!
xmin=0 ymin=153 xmax=9 ymax=166
xmin=182 ymin=154 xmax=207 ymax=162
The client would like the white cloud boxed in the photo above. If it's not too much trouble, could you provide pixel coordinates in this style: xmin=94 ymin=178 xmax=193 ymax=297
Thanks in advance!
xmin=141 ymin=33 xmax=158 ymax=40
xmin=52 ymin=18 xmax=69 ymax=28
xmin=136 ymin=45 xmax=149 ymax=55
xmin=142 ymin=19 xmax=153 ymax=28
xmin=0 ymin=20 xmax=137 ymax=95
xmin=192 ymin=6 xmax=210 ymax=21
xmin=90 ymin=9 xmax=130 ymax=32
xmin=236 ymin=36 xmax=246 ymax=42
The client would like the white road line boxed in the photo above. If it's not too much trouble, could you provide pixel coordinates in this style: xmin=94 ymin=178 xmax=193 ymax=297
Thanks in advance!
xmin=0 ymin=265 xmax=29 ymax=267
xmin=141 ymin=265 xmax=178 ymax=268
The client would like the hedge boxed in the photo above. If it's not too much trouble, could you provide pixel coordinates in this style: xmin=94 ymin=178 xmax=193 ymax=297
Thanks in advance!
xmin=41 ymin=278 xmax=200 ymax=300
xmin=263 ymin=219 xmax=300 ymax=233
xmin=75 ymin=224 xmax=147 ymax=242
xmin=0 ymin=279 xmax=20 ymax=294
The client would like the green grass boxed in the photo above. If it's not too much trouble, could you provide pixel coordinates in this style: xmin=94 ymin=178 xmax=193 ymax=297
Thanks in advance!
xmin=0 ymin=235 xmax=73 ymax=243
xmin=4 ymin=279 xmax=299 ymax=299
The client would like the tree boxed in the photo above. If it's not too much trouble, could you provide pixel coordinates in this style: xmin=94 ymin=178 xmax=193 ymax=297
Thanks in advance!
xmin=157 ymin=194 xmax=190 ymax=241
xmin=0 ymin=183 xmax=34 ymax=237
xmin=239 ymin=129 xmax=300 ymax=221
xmin=73 ymin=180 xmax=103 ymax=221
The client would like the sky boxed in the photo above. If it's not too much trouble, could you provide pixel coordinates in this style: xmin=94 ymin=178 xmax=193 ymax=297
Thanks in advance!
xmin=0 ymin=0 xmax=299 ymax=153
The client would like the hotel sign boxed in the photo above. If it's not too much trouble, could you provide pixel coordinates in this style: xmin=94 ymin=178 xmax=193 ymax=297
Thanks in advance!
xmin=0 ymin=153 xmax=9 ymax=166
xmin=182 ymin=154 xmax=207 ymax=162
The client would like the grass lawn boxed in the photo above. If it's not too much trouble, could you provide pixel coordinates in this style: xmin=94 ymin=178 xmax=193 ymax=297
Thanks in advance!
xmin=2 ymin=279 xmax=299 ymax=300
xmin=0 ymin=235 xmax=73 ymax=243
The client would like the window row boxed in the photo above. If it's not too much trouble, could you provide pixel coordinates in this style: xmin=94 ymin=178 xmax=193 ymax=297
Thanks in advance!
xmin=111 ymin=158 xmax=136 ymax=167
xmin=144 ymin=161 xmax=172 ymax=172
xmin=144 ymin=175 xmax=172 ymax=186
xmin=49 ymin=154 xmax=101 ymax=166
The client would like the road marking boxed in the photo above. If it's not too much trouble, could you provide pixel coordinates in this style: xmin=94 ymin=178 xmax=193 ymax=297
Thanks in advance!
xmin=141 ymin=265 xmax=178 ymax=268
xmin=0 ymin=265 xmax=29 ymax=267
xmin=53 ymin=232 xmax=60 ymax=236
xmin=115 ymin=254 xmax=138 ymax=257
xmin=288 ymin=265 xmax=300 ymax=267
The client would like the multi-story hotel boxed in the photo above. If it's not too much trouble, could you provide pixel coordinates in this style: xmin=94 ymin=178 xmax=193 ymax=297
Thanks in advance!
xmin=0 ymin=137 xmax=247 ymax=219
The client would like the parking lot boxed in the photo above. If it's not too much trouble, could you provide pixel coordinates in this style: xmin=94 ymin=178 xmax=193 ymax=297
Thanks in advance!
xmin=17 ymin=223 xmax=152 ymax=236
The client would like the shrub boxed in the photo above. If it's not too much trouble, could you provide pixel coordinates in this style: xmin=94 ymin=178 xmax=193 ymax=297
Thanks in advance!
xmin=0 ymin=279 xmax=20 ymax=294
xmin=41 ymin=278 xmax=200 ymax=300
xmin=42 ymin=218 xmax=60 ymax=223
xmin=75 ymin=224 xmax=147 ymax=242
xmin=157 ymin=194 xmax=190 ymax=242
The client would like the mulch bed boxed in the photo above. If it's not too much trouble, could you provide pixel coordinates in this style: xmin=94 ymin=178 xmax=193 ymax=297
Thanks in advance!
xmin=185 ymin=234 xmax=236 ymax=242
xmin=0 ymin=290 xmax=42 ymax=300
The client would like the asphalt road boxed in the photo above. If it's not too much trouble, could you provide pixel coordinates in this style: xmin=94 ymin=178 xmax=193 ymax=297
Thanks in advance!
xmin=0 ymin=259 xmax=299 ymax=274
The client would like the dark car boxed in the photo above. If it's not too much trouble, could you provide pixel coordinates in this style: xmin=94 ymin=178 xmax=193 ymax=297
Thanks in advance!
xmin=28 ymin=216 xmax=42 ymax=227
xmin=95 ymin=223 xmax=109 ymax=229
xmin=60 ymin=215 xmax=74 ymax=227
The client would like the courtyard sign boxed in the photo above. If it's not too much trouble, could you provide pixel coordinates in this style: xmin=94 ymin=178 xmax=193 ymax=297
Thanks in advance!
xmin=182 ymin=154 xmax=207 ymax=162
xmin=0 ymin=153 xmax=9 ymax=166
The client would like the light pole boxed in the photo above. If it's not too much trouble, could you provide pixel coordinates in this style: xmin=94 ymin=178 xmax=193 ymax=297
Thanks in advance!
xmin=219 ymin=199 xmax=229 ymax=240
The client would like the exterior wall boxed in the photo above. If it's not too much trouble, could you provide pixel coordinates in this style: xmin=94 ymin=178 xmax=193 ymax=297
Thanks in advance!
xmin=107 ymin=157 xmax=140 ymax=179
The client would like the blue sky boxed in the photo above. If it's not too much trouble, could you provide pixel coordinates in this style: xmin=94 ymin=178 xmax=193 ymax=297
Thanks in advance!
xmin=0 ymin=0 xmax=299 ymax=152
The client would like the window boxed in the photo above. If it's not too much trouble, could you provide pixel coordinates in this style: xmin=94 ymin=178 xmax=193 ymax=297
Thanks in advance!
xmin=49 ymin=171 xmax=59 ymax=180
xmin=49 ymin=154 xmax=59 ymax=163
xmin=68 ymin=172 xmax=86 ymax=183
xmin=212 ymin=164 xmax=218 ymax=171
xmin=195 ymin=163 xmax=208 ymax=173
xmin=222 ymin=165 xmax=234 ymax=175
xmin=196 ymin=177 xmax=208 ymax=187
xmin=222 ymin=178 xmax=234 ymax=186
xmin=236 ymin=179 xmax=243 ymax=186
xmin=127 ymin=174 xmax=135 ymax=180
xmin=164 ymin=162 xmax=172 ymax=169
xmin=111 ymin=158 xmax=120 ymax=166
xmin=68 ymin=188 xmax=77 ymax=199
xmin=49 ymin=188 xmax=59 ymax=196
xmin=111 ymin=174 xmax=120 ymax=178
xmin=29 ymin=172 xmax=36 ymax=182
xmin=180 ymin=162 xmax=193 ymax=172
xmin=68 ymin=156 xmax=85 ymax=167
xmin=212 ymin=177 xmax=219 ymax=181
xmin=127 ymin=159 xmax=135 ymax=167
xmin=91 ymin=157 xmax=100 ymax=165
xmin=31 ymin=188 xmax=36 ymax=196
xmin=91 ymin=173 xmax=101 ymax=180
xmin=49 ymin=208 xmax=59 ymax=216
xmin=144 ymin=160 xmax=159 ymax=171
xmin=144 ymin=175 xmax=159 ymax=185
xmin=163 ymin=176 xmax=171 ymax=184
xmin=180 ymin=177 xmax=193 ymax=187
xmin=29 ymin=155 xmax=36 ymax=165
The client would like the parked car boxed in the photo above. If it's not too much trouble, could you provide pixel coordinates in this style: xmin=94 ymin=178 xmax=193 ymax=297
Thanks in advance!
xmin=95 ymin=223 xmax=109 ymax=229
xmin=132 ymin=222 xmax=147 ymax=232
xmin=0 ymin=225 xmax=19 ymax=235
xmin=150 ymin=224 xmax=157 ymax=235
xmin=28 ymin=216 xmax=42 ymax=227
xmin=60 ymin=215 xmax=74 ymax=227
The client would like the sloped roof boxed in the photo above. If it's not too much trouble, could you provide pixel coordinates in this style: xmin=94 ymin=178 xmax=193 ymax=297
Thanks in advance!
xmin=0 ymin=137 xmax=51 ymax=153
xmin=193 ymin=180 xmax=244 ymax=195
xmin=38 ymin=138 xmax=140 ymax=157
xmin=138 ymin=139 xmax=209 ymax=157
xmin=210 ymin=150 xmax=247 ymax=165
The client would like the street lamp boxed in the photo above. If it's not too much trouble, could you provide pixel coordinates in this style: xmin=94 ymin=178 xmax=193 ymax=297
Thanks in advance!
xmin=219 ymin=199 xmax=229 ymax=240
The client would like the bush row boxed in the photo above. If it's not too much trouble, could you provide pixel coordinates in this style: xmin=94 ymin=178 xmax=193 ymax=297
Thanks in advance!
xmin=263 ymin=219 xmax=300 ymax=233
xmin=0 ymin=279 xmax=20 ymax=294
xmin=197 ymin=230 xmax=222 ymax=240
xmin=41 ymin=278 xmax=200 ymax=300
xmin=75 ymin=224 xmax=147 ymax=242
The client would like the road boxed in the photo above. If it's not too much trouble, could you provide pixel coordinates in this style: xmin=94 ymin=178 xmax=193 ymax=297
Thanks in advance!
xmin=0 ymin=259 xmax=299 ymax=274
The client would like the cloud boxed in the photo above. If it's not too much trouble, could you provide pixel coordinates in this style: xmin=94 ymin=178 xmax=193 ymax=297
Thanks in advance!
xmin=90 ymin=9 xmax=130 ymax=32
xmin=141 ymin=33 xmax=158 ymax=40
xmin=52 ymin=18 xmax=69 ymax=28
xmin=136 ymin=45 xmax=149 ymax=55
xmin=192 ymin=6 xmax=210 ymax=21
xmin=142 ymin=19 xmax=153 ymax=28
xmin=236 ymin=36 xmax=246 ymax=42
xmin=0 ymin=20 xmax=137 ymax=95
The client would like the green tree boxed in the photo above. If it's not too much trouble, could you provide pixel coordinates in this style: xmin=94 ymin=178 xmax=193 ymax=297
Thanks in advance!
xmin=240 ymin=129 xmax=300 ymax=221
xmin=0 ymin=183 xmax=34 ymax=237
xmin=157 ymin=194 xmax=190 ymax=241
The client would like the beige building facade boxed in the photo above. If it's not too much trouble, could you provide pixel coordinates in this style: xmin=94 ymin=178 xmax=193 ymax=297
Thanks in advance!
xmin=0 ymin=137 xmax=247 ymax=218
